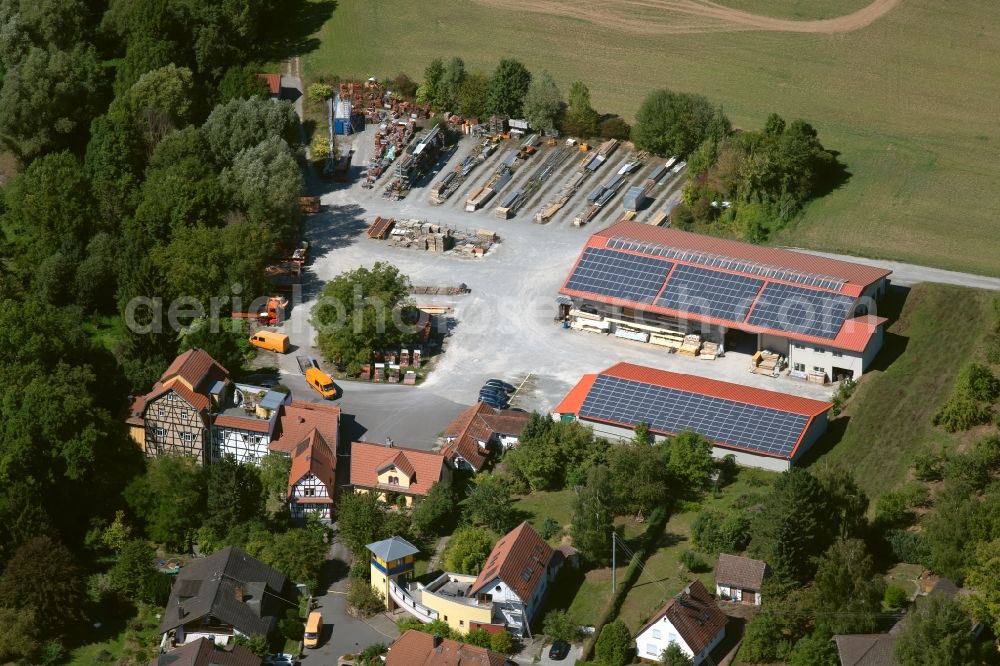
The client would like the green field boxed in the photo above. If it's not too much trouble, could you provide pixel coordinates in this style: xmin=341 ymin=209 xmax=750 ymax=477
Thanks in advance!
xmin=719 ymin=0 xmax=872 ymax=20
xmin=302 ymin=0 xmax=1000 ymax=276
xmin=808 ymin=283 xmax=998 ymax=498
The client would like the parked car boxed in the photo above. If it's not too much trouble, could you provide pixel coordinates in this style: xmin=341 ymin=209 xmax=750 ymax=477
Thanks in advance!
xmin=478 ymin=393 xmax=507 ymax=409
xmin=264 ymin=654 xmax=296 ymax=666
xmin=479 ymin=385 xmax=508 ymax=398
xmin=484 ymin=379 xmax=515 ymax=393
xmin=479 ymin=390 xmax=509 ymax=406
xmin=548 ymin=641 xmax=571 ymax=660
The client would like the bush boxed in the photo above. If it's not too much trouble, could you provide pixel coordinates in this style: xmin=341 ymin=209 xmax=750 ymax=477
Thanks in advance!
xmin=691 ymin=509 xmax=751 ymax=554
xmin=933 ymin=395 xmax=991 ymax=432
xmin=280 ymin=616 xmax=304 ymax=641
xmin=945 ymin=451 xmax=991 ymax=490
xmin=465 ymin=628 xmax=491 ymax=648
xmin=740 ymin=612 xmax=791 ymax=663
xmin=543 ymin=608 xmax=579 ymax=643
xmin=956 ymin=363 xmax=1000 ymax=402
xmin=311 ymin=132 xmax=330 ymax=160
xmin=539 ymin=516 xmax=562 ymax=540
xmin=874 ymin=492 xmax=913 ymax=529
xmin=883 ymin=585 xmax=909 ymax=609
xmin=831 ymin=378 xmax=857 ymax=417
xmin=595 ymin=619 xmax=632 ymax=666
xmin=346 ymin=578 xmax=384 ymax=618
xmin=913 ymin=450 xmax=947 ymax=481
xmin=350 ymin=560 xmax=370 ymax=580
xmin=490 ymin=630 xmax=514 ymax=654
xmin=986 ymin=335 xmax=1000 ymax=365
xmin=307 ymin=83 xmax=333 ymax=104
xmin=234 ymin=634 xmax=269 ymax=658
xmin=680 ymin=550 xmax=709 ymax=573
xmin=885 ymin=530 xmax=931 ymax=566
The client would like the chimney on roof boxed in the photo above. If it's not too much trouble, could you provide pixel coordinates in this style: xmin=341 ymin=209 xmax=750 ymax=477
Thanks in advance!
xmin=234 ymin=586 xmax=245 ymax=602
xmin=386 ymin=436 xmax=394 ymax=447
xmin=684 ymin=585 xmax=691 ymax=595
xmin=298 ymin=416 xmax=305 ymax=424
xmin=433 ymin=633 xmax=443 ymax=648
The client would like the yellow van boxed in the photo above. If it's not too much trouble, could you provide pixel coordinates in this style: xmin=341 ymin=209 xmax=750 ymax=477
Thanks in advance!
xmin=248 ymin=331 xmax=290 ymax=353
xmin=305 ymin=367 xmax=338 ymax=399
xmin=304 ymin=611 xmax=322 ymax=648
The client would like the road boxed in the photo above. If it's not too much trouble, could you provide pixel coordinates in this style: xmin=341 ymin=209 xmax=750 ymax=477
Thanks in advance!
xmin=303 ymin=539 xmax=399 ymax=664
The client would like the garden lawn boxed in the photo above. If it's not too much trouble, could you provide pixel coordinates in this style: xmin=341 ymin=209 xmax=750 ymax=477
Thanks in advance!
xmin=301 ymin=0 xmax=1000 ymax=276
xmin=615 ymin=469 xmax=777 ymax=632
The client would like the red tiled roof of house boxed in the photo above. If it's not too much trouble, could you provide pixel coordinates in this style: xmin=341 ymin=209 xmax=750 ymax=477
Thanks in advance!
xmin=160 ymin=348 xmax=229 ymax=393
xmin=561 ymin=223 xmax=892 ymax=351
xmin=593 ymin=222 xmax=891 ymax=287
xmin=636 ymin=580 xmax=728 ymax=656
xmin=287 ymin=429 xmax=335 ymax=500
xmin=385 ymin=630 xmax=509 ymax=666
xmin=441 ymin=404 xmax=530 ymax=471
xmin=270 ymin=401 xmax=340 ymax=456
xmin=257 ymin=73 xmax=281 ymax=95
xmin=471 ymin=522 xmax=554 ymax=604
xmin=142 ymin=380 xmax=212 ymax=414
xmin=378 ymin=451 xmax=416 ymax=477
xmin=213 ymin=414 xmax=271 ymax=433
xmin=350 ymin=441 xmax=445 ymax=496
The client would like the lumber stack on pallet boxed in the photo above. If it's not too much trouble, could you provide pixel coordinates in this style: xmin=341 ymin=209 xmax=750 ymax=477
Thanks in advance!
xmin=750 ymin=350 xmax=784 ymax=376
xmin=700 ymin=341 xmax=721 ymax=360
xmin=678 ymin=333 xmax=702 ymax=357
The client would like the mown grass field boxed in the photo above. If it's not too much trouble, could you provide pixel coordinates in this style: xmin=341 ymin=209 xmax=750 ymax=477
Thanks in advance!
xmin=301 ymin=0 xmax=1000 ymax=276
xmin=808 ymin=283 xmax=998 ymax=498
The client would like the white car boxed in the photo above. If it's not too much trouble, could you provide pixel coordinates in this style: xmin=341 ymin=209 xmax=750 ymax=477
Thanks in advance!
xmin=264 ymin=654 xmax=296 ymax=666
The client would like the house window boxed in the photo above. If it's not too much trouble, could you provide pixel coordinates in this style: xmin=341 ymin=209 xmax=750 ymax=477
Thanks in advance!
xmin=154 ymin=428 xmax=166 ymax=439
xmin=459 ymin=620 xmax=464 ymax=627
xmin=813 ymin=366 xmax=825 ymax=374
xmin=168 ymin=393 xmax=177 ymax=401
xmin=793 ymin=363 xmax=805 ymax=372
xmin=181 ymin=432 xmax=194 ymax=442
xmin=793 ymin=343 xmax=805 ymax=350
xmin=252 ymin=435 xmax=263 ymax=445
xmin=651 ymin=629 xmax=661 ymax=640
xmin=157 ymin=408 xmax=165 ymax=417
xmin=646 ymin=644 xmax=657 ymax=656
xmin=305 ymin=488 xmax=316 ymax=497
xmin=833 ymin=351 xmax=843 ymax=358
xmin=444 ymin=615 xmax=448 ymax=622
xmin=815 ymin=347 xmax=826 ymax=354
xmin=388 ymin=476 xmax=399 ymax=485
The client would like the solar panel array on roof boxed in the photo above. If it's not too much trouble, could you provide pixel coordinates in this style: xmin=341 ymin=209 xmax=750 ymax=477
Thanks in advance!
xmin=656 ymin=264 xmax=764 ymax=322
xmin=580 ymin=375 xmax=810 ymax=457
xmin=606 ymin=237 xmax=845 ymax=291
xmin=564 ymin=248 xmax=673 ymax=304
xmin=747 ymin=283 xmax=856 ymax=338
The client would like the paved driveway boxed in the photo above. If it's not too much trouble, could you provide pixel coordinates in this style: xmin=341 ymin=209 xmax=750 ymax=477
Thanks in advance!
xmin=299 ymin=540 xmax=399 ymax=665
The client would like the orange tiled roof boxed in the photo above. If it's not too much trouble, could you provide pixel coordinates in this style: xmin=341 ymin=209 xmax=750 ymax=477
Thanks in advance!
xmin=160 ymin=348 xmax=229 ymax=393
xmin=385 ymin=630 xmax=509 ymax=666
xmin=471 ymin=522 xmax=554 ymax=604
xmin=287 ymin=429 xmax=335 ymax=500
xmin=257 ymin=73 xmax=281 ymax=95
xmin=349 ymin=441 xmax=445 ymax=497
xmin=270 ymin=401 xmax=340 ymax=456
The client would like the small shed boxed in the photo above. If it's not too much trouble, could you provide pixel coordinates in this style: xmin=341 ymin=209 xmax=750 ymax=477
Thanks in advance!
xmin=715 ymin=553 xmax=769 ymax=605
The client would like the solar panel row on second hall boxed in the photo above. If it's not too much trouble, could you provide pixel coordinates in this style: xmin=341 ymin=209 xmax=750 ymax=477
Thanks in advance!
xmin=579 ymin=374 xmax=810 ymax=457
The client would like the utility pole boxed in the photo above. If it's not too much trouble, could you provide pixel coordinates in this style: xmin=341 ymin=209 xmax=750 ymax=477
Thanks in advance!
xmin=611 ymin=531 xmax=616 ymax=593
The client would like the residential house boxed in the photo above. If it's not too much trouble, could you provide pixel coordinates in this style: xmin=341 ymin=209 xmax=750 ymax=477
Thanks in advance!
xmin=715 ymin=553 xmax=769 ymax=605
xmin=385 ymin=629 xmax=515 ymax=666
xmin=832 ymin=634 xmax=899 ymax=666
xmin=127 ymin=350 xmax=343 ymax=515
xmin=350 ymin=440 xmax=450 ymax=507
xmin=149 ymin=638 xmax=261 ymax=666
xmin=634 ymin=580 xmax=728 ymax=665
xmin=127 ymin=348 xmax=230 ymax=463
xmin=380 ymin=522 xmax=562 ymax=637
xmin=286 ymin=429 xmax=336 ymax=524
xmin=158 ymin=546 xmax=299 ymax=651
xmin=441 ymin=403 xmax=530 ymax=472
xmin=127 ymin=349 xmax=293 ymax=465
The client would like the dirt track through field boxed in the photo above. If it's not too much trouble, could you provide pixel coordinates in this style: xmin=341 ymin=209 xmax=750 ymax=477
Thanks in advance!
xmin=473 ymin=0 xmax=902 ymax=34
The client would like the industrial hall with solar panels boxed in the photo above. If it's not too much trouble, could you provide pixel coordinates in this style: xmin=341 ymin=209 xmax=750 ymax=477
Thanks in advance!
xmin=555 ymin=363 xmax=833 ymax=471
xmin=559 ymin=220 xmax=893 ymax=383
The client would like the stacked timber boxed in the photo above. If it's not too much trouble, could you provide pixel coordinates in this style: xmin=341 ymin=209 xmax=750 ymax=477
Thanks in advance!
xmin=678 ymin=334 xmax=702 ymax=357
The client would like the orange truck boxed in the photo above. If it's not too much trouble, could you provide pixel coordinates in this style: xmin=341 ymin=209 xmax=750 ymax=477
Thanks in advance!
xmin=297 ymin=356 xmax=338 ymax=399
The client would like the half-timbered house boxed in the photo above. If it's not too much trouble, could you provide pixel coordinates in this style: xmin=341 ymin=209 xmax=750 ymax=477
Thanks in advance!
xmin=287 ymin=429 xmax=336 ymax=523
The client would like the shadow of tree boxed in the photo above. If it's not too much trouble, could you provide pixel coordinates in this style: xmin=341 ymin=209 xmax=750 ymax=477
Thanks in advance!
xmin=256 ymin=0 xmax=339 ymax=64
xmin=813 ymin=149 xmax=852 ymax=199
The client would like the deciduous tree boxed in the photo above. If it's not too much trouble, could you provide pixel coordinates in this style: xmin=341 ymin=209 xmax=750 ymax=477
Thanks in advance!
xmin=595 ymin=619 xmax=632 ymax=666
xmin=811 ymin=538 xmax=884 ymax=634
xmin=202 ymin=97 xmax=299 ymax=164
xmin=443 ymin=526 xmax=496 ymax=574
xmin=522 ymin=71 xmax=562 ymax=132
xmin=125 ymin=456 xmax=206 ymax=549
xmin=632 ymin=89 xmax=729 ymax=157
xmin=486 ymin=58 xmax=531 ymax=118
xmin=564 ymin=81 xmax=599 ymax=137
xmin=0 ymin=537 xmax=84 ymax=635
xmin=893 ymin=593 xmax=979 ymax=666
xmin=461 ymin=475 xmax=517 ymax=533
xmin=411 ymin=481 xmax=457 ymax=536
xmin=571 ymin=464 xmax=614 ymax=566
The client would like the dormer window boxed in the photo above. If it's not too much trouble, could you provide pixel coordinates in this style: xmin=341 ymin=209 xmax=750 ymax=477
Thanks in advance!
xmin=388 ymin=476 xmax=399 ymax=485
